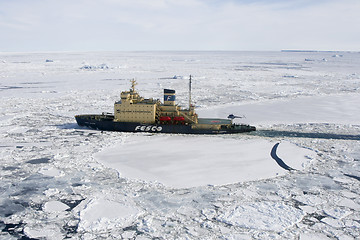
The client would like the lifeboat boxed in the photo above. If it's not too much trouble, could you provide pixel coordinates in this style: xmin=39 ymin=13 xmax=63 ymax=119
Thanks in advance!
xmin=159 ymin=116 xmax=172 ymax=121
xmin=173 ymin=116 xmax=185 ymax=121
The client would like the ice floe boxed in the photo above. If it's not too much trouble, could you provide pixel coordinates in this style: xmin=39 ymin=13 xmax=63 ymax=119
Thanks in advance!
xmin=96 ymin=136 xmax=314 ymax=188
xmin=76 ymin=196 xmax=141 ymax=233
xmin=44 ymin=201 xmax=70 ymax=212
xmin=218 ymin=201 xmax=304 ymax=232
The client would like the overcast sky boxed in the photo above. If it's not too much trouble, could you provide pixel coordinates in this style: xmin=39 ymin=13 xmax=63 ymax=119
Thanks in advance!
xmin=0 ymin=0 xmax=359 ymax=52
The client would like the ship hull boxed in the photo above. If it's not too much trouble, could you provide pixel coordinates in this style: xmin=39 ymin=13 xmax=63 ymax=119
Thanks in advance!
xmin=75 ymin=114 xmax=256 ymax=134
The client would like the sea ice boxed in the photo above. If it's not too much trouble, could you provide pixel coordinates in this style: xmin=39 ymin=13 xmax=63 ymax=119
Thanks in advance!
xmin=218 ymin=201 xmax=304 ymax=232
xmin=39 ymin=166 xmax=63 ymax=177
xmin=44 ymin=201 xmax=70 ymax=212
xmin=76 ymin=197 xmax=141 ymax=232
xmin=1 ymin=51 xmax=359 ymax=239
xmin=23 ymin=224 xmax=64 ymax=240
xmin=199 ymin=93 xmax=360 ymax=126
xmin=96 ymin=136 xmax=314 ymax=188
xmin=299 ymin=233 xmax=332 ymax=240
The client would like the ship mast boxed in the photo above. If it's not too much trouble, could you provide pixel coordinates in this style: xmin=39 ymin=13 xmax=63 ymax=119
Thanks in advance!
xmin=189 ymin=75 xmax=192 ymax=109
xmin=130 ymin=79 xmax=137 ymax=92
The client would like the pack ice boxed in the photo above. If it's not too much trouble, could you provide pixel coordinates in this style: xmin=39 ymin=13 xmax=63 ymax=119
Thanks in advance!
xmin=0 ymin=51 xmax=359 ymax=239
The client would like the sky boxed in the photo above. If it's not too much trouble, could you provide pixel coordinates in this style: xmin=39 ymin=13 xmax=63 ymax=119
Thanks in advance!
xmin=0 ymin=0 xmax=359 ymax=52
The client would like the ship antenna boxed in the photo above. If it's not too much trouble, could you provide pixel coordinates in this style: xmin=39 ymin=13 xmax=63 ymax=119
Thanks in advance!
xmin=189 ymin=75 xmax=192 ymax=109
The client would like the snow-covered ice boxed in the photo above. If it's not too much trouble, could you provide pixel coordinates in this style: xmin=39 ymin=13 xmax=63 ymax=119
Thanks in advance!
xmin=76 ymin=197 xmax=141 ymax=232
xmin=44 ymin=200 xmax=70 ymax=212
xmin=1 ymin=51 xmax=359 ymax=239
xmin=199 ymin=93 xmax=360 ymax=126
xmin=96 ymin=137 xmax=314 ymax=188
xmin=218 ymin=201 xmax=304 ymax=232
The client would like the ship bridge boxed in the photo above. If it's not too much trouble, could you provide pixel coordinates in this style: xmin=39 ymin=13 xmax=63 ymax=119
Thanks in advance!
xmin=114 ymin=80 xmax=197 ymax=124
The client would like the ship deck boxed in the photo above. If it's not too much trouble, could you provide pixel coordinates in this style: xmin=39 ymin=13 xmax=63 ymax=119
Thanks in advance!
xmin=197 ymin=118 xmax=232 ymax=125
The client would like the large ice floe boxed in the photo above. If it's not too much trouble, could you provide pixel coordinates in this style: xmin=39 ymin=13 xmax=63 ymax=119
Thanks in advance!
xmin=76 ymin=196 xmax=142 ymax=233
xmin=0 ymin=51 xmax=360 ymax=239
xmin=96 ymin=137 xmax=314 ymax=188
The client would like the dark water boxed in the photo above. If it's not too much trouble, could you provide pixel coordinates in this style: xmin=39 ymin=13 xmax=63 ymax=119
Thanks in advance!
xmin=1 ymin=221 xmax=38 ymax=240
xmin=343 ymin=174 xmax=360 ymax=181
xmin=26 ymin=157 xmax=51 ymax=164
xmin=252 ymin=130 xmax=360 ymax=141
xmin=270 ymin=143 xmax=296 ymax=171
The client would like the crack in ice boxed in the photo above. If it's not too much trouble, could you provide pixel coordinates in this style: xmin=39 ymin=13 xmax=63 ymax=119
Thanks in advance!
xmin=270 ymin=143 xmax=296 ymax=171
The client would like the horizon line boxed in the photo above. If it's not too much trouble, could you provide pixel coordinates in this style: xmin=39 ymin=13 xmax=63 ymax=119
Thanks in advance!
xmin=1 ymin=49 xmax=359 ymax=54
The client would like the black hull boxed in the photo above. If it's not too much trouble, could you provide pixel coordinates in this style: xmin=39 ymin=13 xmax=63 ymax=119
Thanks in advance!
xmin=75 ymin=114 xmax=256 ymax=134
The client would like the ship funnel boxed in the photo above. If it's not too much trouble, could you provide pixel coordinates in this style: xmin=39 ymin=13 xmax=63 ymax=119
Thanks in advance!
xmin=164 ymin=89 xmax=175 ymax=106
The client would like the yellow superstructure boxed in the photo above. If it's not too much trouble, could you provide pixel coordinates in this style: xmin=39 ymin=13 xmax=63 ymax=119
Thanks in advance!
xmin=114 ymin=80 xmax=198 ymax=124
xmin=114 ymin=101 xmax=157 ymax=123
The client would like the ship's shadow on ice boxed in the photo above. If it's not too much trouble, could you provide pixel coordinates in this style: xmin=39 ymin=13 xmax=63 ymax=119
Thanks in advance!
xmin=58 ymin=123 xmax=86 ymax=130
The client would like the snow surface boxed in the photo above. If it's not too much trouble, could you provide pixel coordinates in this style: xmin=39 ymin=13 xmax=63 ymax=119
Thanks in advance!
xmin=1 ymin=51 xmax=360 ymax=239
xmin=199 ymin=93 xmax=360 ymax=126
xmin=96 ymin=137 xmax=314 ymax=188
xmin=76 ymin=196 xmax=141 ymax=233
xmin=44 ymin=200 xmax=70 ymax=212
